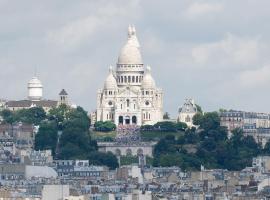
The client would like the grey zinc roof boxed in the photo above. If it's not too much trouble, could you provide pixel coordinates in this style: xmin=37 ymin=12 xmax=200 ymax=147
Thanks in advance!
xmin=179 ymin=99 xmax=197 ymax=113
xmin=7 ymin=100 xmax=58 ymax=108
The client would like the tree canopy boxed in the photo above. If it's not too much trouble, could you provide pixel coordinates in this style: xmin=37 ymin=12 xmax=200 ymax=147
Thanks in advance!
xmin=0 ymin=107 xmax=46 ymax=125
xmin=94 ymin=121 xmax=116 ymax=132
xmin=153 ymin=112 xmax=264 ymax=171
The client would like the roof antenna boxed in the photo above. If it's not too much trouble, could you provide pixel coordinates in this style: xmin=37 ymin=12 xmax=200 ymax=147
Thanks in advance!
xmin=34 ymin=66 xmax=37 ymax=77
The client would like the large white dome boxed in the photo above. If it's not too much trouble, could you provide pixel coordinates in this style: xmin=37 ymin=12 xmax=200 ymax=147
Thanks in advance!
xmin=117 ymin=25 xmax=143 ymax=65
xmin=142 ymin=66 xmax=156 ymax=89
xmin=104 ymin=66 xmax=118 ymax=89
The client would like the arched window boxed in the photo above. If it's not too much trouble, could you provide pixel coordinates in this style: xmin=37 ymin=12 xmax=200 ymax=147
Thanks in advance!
xmin=121 ymin=76 xmax=123 ymax=83
xmin=132 ymin=116 xmax=137 ymax=124
xmin=185 ymin=115 xmax=191 ymax=122
xmin=132 ymin=76 xmax=135 ymax=82
xmin=136 ymin=76 xmax=138 ymax=83
xmin=126 ymin=99 xmax=130 ymax=107
xmin=115 ymin=149 xmax=121 ymax=156
xmin=124 ymin=76 xmax=127 ymax=83
xmin=128 ymin=76 xmax=131 ymax=83
xmin=126 ymin=149 xmax=132 ymax=156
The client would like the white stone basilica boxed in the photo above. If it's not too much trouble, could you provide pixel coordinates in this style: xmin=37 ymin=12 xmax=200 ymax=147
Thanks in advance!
xmin=95 ymin=26 xmax=163 ymax=126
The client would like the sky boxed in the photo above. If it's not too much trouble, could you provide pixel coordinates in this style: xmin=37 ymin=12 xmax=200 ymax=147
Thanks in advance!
xmin=1 ymin=0 xmax=270 ymax=117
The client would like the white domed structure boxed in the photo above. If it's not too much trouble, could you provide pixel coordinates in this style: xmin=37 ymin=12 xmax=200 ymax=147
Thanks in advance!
xmin=142 ymin=66 xmax=156 ymax=89
xmin=104 ymin=66 xmax=117 ymax=89
xmin=118 ymin=25 xmax=142 ymax=65
xmin=28 ymin=76 xmax=43 ymax=101
xmin=95 ymin=26 xmax=163 ymax=126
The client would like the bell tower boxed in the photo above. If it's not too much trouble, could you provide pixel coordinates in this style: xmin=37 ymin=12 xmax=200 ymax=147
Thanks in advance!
xmin=59 ymin=89 xmax=68 ymax=105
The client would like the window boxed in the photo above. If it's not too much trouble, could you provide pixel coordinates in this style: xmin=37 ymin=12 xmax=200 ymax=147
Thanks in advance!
xmin=127 ymin=99 xmax=130 ymax=107
xmin=136 ymin=76 xmax=138 ymax=83
xmin=128 ymin=76 xmax=131 ymax=83
xmin=132 ymin=76 xmax=135 ymax=82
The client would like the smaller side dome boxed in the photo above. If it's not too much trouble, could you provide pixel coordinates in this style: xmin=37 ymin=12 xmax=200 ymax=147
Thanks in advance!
xmin=142 ymin=66 xmax=156 ymax=89
xmin=104 ymin=66 xmax=118 ymax=89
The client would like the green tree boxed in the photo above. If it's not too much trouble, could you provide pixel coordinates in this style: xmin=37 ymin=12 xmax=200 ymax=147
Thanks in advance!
xmin=153 ymin=121 xmax=177 ymax=132
xmin=15 ymin=107 xmax=46 ymax=125
xmin=175 ymin=122 xmax=188 ymax=131
xmin=263 ymin=140 xmax=270 ymax=154
xmin=196 ymin=112 xmax=220 ymax=130
xmin=195 ymin=104 xmax=203 ymax=113
xmin=35 ymin=121 xmax=58 ymax=154
xmin=88 ymin=151 xmax=119 ymax=170
xmin=94 ymin=121 xmax=116 ymax=132
xmin=192 ymin=113 xmax=203 ymax=126
xmin=163 ymin=112 xmax=170 ymax=119
xmin=48 ymin=104 xmax=70 ymax=129
xmin=0 ymin=109 xmax=15 ymax=124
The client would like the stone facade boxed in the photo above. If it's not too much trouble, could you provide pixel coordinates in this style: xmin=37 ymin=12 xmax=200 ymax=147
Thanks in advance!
xmin=95 ymin=26 xmax=163 ymax=126
xmin=178 ymin=98 xmax=198 ymax=127
xmin=97 ymin=142 xmax=155 ymax=157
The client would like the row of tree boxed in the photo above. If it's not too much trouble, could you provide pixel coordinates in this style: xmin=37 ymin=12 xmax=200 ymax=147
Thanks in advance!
xmin=141 ymin=121 xmax=188 ymax=132
xmin=153 ymin=112 xmax=270 ymax=171
xmin=0 ymin=105 xmax=119 ymax=169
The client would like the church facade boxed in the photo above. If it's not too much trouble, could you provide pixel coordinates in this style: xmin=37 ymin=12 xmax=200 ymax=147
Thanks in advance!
xmin=95 ymin=26 xmax=163 ymax=126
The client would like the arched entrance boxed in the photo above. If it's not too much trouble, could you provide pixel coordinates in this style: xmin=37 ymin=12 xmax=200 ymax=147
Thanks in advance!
xmin=126 ymin=148 xmax=132 ymax=156
xmin=125 ymin=116 xmax=130 ymax=125
xmin=137 ymin=148 xmax=143 ymax=156
xmin=115 ymin=149 xmax=121 ymax=156
xmin=132 ymin=116 xmax=137 ymax=124
xmin=119 ymin=116 xmax=123 ymax=124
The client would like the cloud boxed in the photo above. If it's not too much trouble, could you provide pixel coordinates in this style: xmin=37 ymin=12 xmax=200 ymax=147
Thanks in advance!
xmin=46 ymin=1 xmax=141 ymax=49
xmin=191 ymin=33 xmax=260 ymax=67
xmin=239 ymin=65 xmax=270 ymax=88
xmin=47 ymin=16 xmax=101 ymax=47
xmin=184 ymin=2 xmax=223 ymax=19
xmin=2 ymin=0 xmax=270 ymax=115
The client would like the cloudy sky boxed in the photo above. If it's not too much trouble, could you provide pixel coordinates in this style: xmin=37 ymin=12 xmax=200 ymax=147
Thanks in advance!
xmin=1 ymin=0 xmax=270 ymax=117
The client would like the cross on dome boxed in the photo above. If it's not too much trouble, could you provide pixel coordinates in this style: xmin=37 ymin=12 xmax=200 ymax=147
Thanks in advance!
xmin=128 ymin=25 xmax=136 ymax=38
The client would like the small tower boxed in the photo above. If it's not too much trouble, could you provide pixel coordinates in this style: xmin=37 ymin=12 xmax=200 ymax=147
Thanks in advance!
xmin=59 ymin=89 xmax=68 ymax=105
